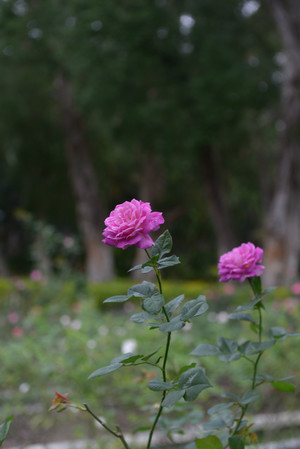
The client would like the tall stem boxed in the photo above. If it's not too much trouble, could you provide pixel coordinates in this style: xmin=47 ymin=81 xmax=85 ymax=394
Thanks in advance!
xmin=233 ymin=283 xmax=264 ymax=436
xmin=145 ymin=249 xmax=171 ymax=448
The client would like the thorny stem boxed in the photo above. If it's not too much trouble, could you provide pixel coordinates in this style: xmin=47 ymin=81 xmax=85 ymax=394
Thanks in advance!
xmin=233 ymin=285 xmax=264 ymax=436
xmin=144 ymin=249 xmax=172 ymax=449
xmin=84 ymin=403 xmax=131 ymax=449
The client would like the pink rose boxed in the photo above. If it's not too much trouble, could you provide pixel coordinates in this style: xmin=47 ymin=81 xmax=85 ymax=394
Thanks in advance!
xmin=102 ymin=199 xmax=164 ymax=249
xmin=218 ymin=242 xmax=264 ymax=283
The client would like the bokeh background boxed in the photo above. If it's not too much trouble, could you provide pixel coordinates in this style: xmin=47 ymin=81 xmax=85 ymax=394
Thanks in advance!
xmin=1 ymin=0 xmax=300 ymax=447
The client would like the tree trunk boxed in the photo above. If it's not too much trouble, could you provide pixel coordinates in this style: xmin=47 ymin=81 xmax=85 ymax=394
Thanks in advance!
xmin=54 ymin=72 xmax=115 ymax=282
xmin=263 ymin=0 xmax=300 ymax=285
xmin=200 ymin=146 xmax=236 ymax=256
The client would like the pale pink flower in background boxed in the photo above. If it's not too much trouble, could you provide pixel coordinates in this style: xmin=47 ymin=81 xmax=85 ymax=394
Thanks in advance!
xmin=8 ymin=312 xmax=19 ymax=324
xmin=11 ymin=326 xmax=24 ymax=338
xmin=223 ymin=283 xmax=235 ymax=295
xmin=14 ymin=278 xmax=26 ymax=291
xmin=102 ymin=199 xmax=164 ymax=249
xmin=30 ymin=269 xmax=43 ymax=282
xmin=291 ymin=282 xmax=300 ymax=295
xmin=218 ymin=242 xmax=264 ymax=283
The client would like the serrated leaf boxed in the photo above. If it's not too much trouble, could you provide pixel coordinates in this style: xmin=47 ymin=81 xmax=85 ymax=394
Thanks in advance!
xmin=0 ymin=416 xmax=13 ymax=446
xmin=104 ymin=295 xmax=130 ymax=303
xmin=130 ymin=311 xmax=156 ymax=323
xmin=178 ymin=367 xmax=211 ymax=389
xmin=111 ymin=353 xmax=136 ymax=363
xmin=242 ymin=340 xmax=275 ymax=354
xmin=165 ymin=295 xmax=185 ymax=316
xmin=128 ymin=281 xmax=158 ymax=298
xmin=218 ymin=337 xmax=238 ymax=354
xmin=180 ymin=298 xmax=208 ymax=320
xmin=141 ymin=266 xmax=154 ymax=273
xmin=228 ymin=435 xmax=245 ymax=449
xmin=272 ymin=381 xmax=295 ymax=392
xmin=261 ymin=286 xmax=277 ymax=295
xmin=190 ymin=343 xmax=221 ymax=357
xmin=202 ymin=417 xmax=227 ymax=431
xmin=269 ymin=326 xmax=287 ymax=340
xmin=148 ymin=379 xmax=173 ymax=391
xmin=88 ymin=363 xmax=122 ymax=379
xmin=195 ymin=435 xmax=223 ymax=449
xmin=121 ymin=355 xmax=143 ymax=364
xmin=184 ymin=384 xmax=211 ymax=401
xmin=208 ymin=402 xmax=234 ymax=416
xmin=162 ymin=390 xmax=185 ymax=407
xmin=142 ymin=347 xmax=161 ymax=361
xmin=159 ymin=316 xmax=185 ymax=332
xmin=240 ymin=389 xmax=260 ymax=405
xmin=143 ymin=293 xmax=164 ymax=314
xmin=229 ymin=312 xmax=255 ymax=323
xmin=157 ymin=255 xmax=180 ymax=269
xmin=151 ymin=230 xmax=173 ymax=258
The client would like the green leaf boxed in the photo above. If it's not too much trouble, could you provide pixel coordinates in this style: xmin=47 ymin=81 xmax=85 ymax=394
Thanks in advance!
xmin=165 ymin=294 xmax=185 ymax=316
xmin=88 ymin=363 xmax=122 ymax=379
xmin=261 ymin=286 xmax=277 ymax=295
xmin=241 ymin=340 xmax=275 ymax=355
xmin=184 ymin=384 xmax=211 ymax=401
xmin=0 ymin=416 xmax=13 ymax=447
xmin=195 ymin=435 xmax=223 ymax=449
xmin=272 ymin=381 xmax=295 ymax=392
xmin=178 ymin=367 xmax=211 ymax=390
xmin=104 ymin=295 xmax=130 ymax=303
xmin=203 ymin=417 xmax=226 ymax=431
xmin=142 ymin=347 xmax=161 ymax=361
xmin=159 ymin=316 xmax=185 ymax=332
xmin=143 ymin=293 xmax=164 ymax=314
xmin=180 ymin=298 xmax=208 ymax=320
xmin=217 ymin=338 xmax=241 ymax=361
xmin=240 ymin=389 xmax=260 ymax=405
xmin=128 ymin=281 xmax=158 ymax=298
xmin=148 ymin=379 xmax=174 ymax=391
xmin=130 ymin=311 xmax=157 ymax=323
xmin=121 ymin=355 xmax=143 ymax=364
xmin=162 ymin=390 xmax=185 ymax=407
xmin=229 ymin=312 xmax=255 ymax=323
xmin=151 ymin=230 xmax=173 ymax=259
xmin=190 ymin=343 xmax=221 ymax=357
xmin=208 ymin=402 xmax=234 ymax=416
xmin=157 ymin=255 xmax=180 ymax=269
xmin=111 ymin=353 xmax=137 ymax=363
xmin=228 ymin=435 xmax=245 ymax=449
xmin=269 ymin=326 xmax=287 ymax=340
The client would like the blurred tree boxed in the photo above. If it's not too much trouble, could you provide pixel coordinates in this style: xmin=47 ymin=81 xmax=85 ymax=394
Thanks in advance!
xmin=0 ymin=0 xmax=285 ymax=280
xmin=263 ymin=0 xmax=300 ymax=284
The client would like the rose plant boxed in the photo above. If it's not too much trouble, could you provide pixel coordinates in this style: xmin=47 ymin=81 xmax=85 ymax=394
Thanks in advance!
xmin=51 ymin=199 xmax=299 ymax=449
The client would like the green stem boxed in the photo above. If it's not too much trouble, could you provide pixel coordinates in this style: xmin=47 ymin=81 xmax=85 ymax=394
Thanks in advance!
xmin=233 ymin=283 xmax=264 ymax=436
xmin=84 ymin=403 xmax=131 ymax=449
xmin=144 ymin=249 xmax=172 ymax=448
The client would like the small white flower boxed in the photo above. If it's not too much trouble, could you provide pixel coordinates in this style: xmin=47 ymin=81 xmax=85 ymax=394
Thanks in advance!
xmin=71 ymin=319 xmax=82 ymax=330
xmin=217 ymin=311 xmax=229 ymax=324
xmin=19 ymin=383 xmax=30 ymax=393
xmin=60 ymin=315 xmax=71 ymax=326
xmin=121 ymin=339 xmax=137 ymax=354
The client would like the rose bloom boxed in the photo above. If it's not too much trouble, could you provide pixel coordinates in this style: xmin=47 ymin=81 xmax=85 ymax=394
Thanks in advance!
xmin=218 ymin=242 xmax=264 ymax=283
xmin=102 ymin=199 xmax=164 ymax=249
